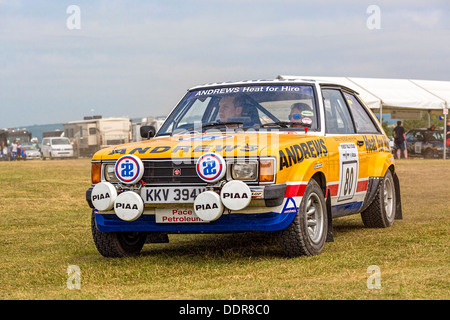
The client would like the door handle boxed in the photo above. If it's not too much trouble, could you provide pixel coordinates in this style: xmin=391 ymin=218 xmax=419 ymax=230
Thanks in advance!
xmin=357 ymin=140 xmax=364 ymax=147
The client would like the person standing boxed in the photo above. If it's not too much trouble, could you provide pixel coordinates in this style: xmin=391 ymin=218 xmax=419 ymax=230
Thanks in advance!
xmin=11 ymin=141 xmax=18 ymax=161
xmin=0 ymin=141 xmax=5 ymax=161
xmin=393 ymin=121 xmax=408 ymax=159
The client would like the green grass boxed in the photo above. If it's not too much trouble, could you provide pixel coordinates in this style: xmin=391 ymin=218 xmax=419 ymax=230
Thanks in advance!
xmin=0 ymin=159 xmax=448 ymax=300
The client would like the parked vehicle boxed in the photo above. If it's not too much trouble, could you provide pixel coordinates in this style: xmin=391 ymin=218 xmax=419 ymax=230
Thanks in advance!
xmin=87 ymin=79 xmax=402 ymax=258
xmin=22 ymin=143 xmax=42 ymax=160
xmin=0 ymin=128 xmax=32 ymax=161
xmin=64 ymin=116 xmax=131 ymax=157
xmin=405 ymin=128 xmax=449 ymax=158
xmin=41 ymin=137 xmax=74 ymax=160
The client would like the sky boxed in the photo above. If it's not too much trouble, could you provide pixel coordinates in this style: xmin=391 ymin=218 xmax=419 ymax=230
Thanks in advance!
xmin=1 ymin=0 xmax=449 ymax=128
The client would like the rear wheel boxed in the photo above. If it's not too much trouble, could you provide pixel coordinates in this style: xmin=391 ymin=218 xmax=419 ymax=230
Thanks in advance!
xmin=361 ymin=169 xmax=396 ymax=228
xmin=91 ymin=211 xmax=146 ymax=257
xmin=279 ymin=179 xmax=327 ymax=257
xmin=423 ymin=148 xmax=434 ymax=159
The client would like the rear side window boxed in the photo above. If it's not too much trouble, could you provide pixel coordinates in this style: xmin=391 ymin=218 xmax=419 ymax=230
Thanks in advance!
xmin=322 ymin=89 xmax=355 ymax=134
xmin=343 ymin=92 xmax=380 ymax=134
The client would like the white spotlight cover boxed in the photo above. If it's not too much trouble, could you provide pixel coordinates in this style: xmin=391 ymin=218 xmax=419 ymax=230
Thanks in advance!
xmin=220 ymin=180 xmax=252 ymax=211
xmin=91 ymin=182 xmax=117 ymax=211
xmin=193 ymin=191 xmax=224 ymax=221
xmin=114 ymin=191 xmax=144 ymax=221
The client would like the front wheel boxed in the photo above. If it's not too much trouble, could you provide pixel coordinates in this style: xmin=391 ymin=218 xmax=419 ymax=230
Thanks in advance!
xmin=91 ymin=211 xmax=146 ymax=257
xmin=279 ymin=179 xmax=328 ymax=257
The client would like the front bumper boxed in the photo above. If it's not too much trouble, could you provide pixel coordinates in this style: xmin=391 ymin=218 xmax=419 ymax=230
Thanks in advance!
xmin=26 ymin=154 xmax=41 ymax=160
xmin=53 ymin=151 xmax=73 ymax=158
xmin=87 ymin=183 xmax=294 ymax=232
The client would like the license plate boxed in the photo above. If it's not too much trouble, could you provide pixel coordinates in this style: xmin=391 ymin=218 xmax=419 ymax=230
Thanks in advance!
xmin=140 ymin=187 xmax=207 ymax=203
xmin=155 ymin=207 xmax=207 ymax=223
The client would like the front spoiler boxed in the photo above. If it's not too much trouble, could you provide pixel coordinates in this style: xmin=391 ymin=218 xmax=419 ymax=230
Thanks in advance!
xmin=89 ymin=183 xmax=293 ymax=232
xmin=93 ymin=209 xmax=297 ymax=233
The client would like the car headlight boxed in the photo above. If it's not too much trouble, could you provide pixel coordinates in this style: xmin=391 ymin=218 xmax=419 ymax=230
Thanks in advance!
xmin=104 ymin=164 xmax=119 ymax=182
xmin=231 ymin=162 xmax=258 ymax=180
xmin=259 ymin=159 xmax=275 ymax=183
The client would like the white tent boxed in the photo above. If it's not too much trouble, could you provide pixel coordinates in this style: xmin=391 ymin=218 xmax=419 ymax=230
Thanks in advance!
xmin=277 ymin=75 xmax=449 ymax=159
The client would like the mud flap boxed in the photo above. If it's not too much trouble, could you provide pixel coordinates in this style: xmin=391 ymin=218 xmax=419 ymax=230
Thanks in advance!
xmin=145 ymin=232 xmax=169 ymax=244
xmin=326 ymin=188 xmax=334 ymax=242
xmin=393 ymin=172 xmax=403 ymax=220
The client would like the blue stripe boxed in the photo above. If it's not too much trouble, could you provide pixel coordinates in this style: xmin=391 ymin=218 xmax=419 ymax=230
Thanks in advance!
xmin=94 ymin=209 xmax=298 ymax=233
xmin=331 ymin=201 xmax=363 ymax=217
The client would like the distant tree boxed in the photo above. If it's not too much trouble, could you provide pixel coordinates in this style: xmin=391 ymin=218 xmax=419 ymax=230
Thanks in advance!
xmin=382 ymin=120 xmax=392 ymax=136
xmin=403 ymin=114 xmax=443 ymax=132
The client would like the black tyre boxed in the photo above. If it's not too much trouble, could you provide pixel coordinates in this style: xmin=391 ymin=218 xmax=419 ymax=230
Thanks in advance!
xmin=91 ymin=211 xmax=146 ymax=257
xmin=361 ymin=169 xmax=396 ymax=228
xmin=423 ymin=148 xmax=434 ymax=159
xmin=279 ymin=179 xmax=328 ymax=257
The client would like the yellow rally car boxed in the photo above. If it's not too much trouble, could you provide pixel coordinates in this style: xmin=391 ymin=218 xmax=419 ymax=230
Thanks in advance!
xmin=87 ymin=79 xmax=402 ymax=257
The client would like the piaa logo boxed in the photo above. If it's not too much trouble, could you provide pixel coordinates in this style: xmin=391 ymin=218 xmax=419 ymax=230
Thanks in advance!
xmin=196 ymin=153 xmax=226 ymax=183
xmin=115 ymin=155 xmax=144 ymax=184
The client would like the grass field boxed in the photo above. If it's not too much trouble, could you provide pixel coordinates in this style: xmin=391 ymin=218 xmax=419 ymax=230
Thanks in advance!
xmin=0 ymin=158 xmax=448 ymax=300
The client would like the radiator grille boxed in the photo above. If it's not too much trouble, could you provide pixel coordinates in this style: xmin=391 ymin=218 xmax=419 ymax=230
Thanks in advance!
xmin=142 ymin=160 xmax=205 ymax=185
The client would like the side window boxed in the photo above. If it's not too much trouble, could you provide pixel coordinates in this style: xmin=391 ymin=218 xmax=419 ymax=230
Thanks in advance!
xmin=42 ymin=138 xmax=48 ymax=145
xmin=343 ymin=92 xmax=380 ymax=134
xmin=406 ymin=132 xmax=416 ymax=142
xmin=322 ymin=89 xmax=355 ymax=134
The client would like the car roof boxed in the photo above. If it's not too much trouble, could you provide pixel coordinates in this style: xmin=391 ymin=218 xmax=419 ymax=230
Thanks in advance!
xmin=408 ymin=128 xmax=432 ymax=132
xmin=188 ymin=78 xmax=358 ymax=94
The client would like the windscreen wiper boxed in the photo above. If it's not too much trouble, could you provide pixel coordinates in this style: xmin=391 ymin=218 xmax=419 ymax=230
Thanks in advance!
xmin=260 ymin=121 xmax=311 ymax=132
xmin=201 ymin=121 xmax=244 ymax=129
xmin=260 ymin=121 xmax=292 ymax=128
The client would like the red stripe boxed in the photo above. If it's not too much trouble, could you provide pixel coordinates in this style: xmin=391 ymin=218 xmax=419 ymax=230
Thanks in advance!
xmin=328 ymin=184 xmax=339 ymax=197
xmin=287 ymin=180 xmax=368 ymax=199
xmin=356 ymin=180 xmax=369 ymax=192
xmin=285 ymin=184 xmax=307 ymax=197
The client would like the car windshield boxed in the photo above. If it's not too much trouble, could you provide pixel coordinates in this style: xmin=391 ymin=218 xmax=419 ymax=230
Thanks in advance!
xmin=51 ymin=138 xmax=71 ymax=145
xmin=157 ymin=84 xmax=318 ymax=136
xmin=22 ymin=145 xmax=37 ymax=150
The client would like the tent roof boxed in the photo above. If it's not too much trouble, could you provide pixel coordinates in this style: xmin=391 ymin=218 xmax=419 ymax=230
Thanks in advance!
xmin=277 ymin=75 xmax=449 ymax=112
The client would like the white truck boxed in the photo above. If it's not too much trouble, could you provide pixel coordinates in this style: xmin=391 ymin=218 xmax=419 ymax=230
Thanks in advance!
xmin=64 ymin=116 xmax=131 ymax=157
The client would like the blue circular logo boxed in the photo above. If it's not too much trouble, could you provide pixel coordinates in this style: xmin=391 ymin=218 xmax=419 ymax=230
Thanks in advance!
xmin=196 ymin=153 xmax=226 ymax=183
xmin=115 ymin=155 xmax=144 ymax=184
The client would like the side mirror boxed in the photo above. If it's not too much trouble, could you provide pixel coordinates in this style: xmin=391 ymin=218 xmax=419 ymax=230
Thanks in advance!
xmin=140 ymin=125 xmax=156 ymax=139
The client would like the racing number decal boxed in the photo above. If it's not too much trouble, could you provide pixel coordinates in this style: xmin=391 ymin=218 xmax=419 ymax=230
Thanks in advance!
xmin=344 ymin=166 xmax=354 ymax=196
xmin=338 ymin=143 xmax=359 ymax=201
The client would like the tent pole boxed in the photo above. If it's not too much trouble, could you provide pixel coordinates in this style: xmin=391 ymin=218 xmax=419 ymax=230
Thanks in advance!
xmin=380 ymin=105 xmax=383 ymax=124
xmin=445 ymin=111 xmax=447 ymax=160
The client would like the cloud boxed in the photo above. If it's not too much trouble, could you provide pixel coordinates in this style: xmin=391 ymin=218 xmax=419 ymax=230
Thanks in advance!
xmin=1 ymin=1 xmax=449 ymax=128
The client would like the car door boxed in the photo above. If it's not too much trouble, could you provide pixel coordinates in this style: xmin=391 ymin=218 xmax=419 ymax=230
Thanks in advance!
xmin=342 ymin=89 xmax=386 ymax=179
xmin=42 ymin=138 xmax=49 ymax=157
xmin=321 ymin=87 xmax=369 ymax=217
